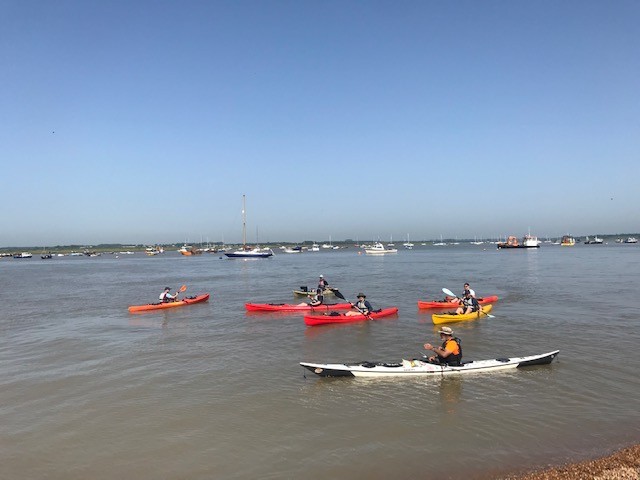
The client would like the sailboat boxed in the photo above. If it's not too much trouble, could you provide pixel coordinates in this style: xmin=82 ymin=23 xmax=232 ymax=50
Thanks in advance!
xmin=225 ymin=195 xmax=274 ymax=258
xmin=433 ymin=235 xmax=446 ymax=246
xmin=403 ymin=233 xmax=414 ymax=249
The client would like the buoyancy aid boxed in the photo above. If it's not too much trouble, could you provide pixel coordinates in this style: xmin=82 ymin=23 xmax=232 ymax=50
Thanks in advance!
xmin=440 ymin=337 xmax=462 ymax=366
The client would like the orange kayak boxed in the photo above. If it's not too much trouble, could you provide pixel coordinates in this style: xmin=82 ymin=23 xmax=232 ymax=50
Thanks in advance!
xmin=417 ymin=295 xmax=498 ymax=309
xmin=128 ymin=293 xmax=210 ymax=313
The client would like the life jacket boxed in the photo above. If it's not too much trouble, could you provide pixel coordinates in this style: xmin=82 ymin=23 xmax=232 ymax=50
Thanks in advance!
xmin=463 ymin=297 xmax=479 ymax=312
xmin=440 ymin=337 xmax=462 ymax=366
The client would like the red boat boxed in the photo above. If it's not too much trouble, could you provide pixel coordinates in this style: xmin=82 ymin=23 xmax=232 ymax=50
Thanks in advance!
xmin=128 ymin=294 xmax=210 ymax=313
xmin=245 ymin=303 xmax=353 ymax=312
xmin=417 ymin=295 xmax=498 ymax=310
xmin=304 ymin=307 xmax=399 ymax=326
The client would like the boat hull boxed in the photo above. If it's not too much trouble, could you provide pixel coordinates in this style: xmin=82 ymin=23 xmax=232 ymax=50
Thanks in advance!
xmin=245 ymin=303 xmax=353 ymax=312
xmin=225 ymin=250 xmax=273 ymax=258
xmin=417 ymin=295 xmax=498 ymax=310
xmin=304 ymin=307 xmax=399 ymax=326
xmin=431 ymin=304 xmax=493 ymax=324
xmin=300 ymin=350 xmax=559 ymax=377
xmin=128 ymin=293 xmax=210 ymax=312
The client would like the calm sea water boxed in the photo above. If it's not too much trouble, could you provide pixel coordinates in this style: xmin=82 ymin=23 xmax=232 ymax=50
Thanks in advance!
xmin=1 ymin=244 xmax=639 ymax=479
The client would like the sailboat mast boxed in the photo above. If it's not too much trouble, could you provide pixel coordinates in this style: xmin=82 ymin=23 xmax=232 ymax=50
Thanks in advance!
xmin=242 ymin=194 xmax=247 ymax=248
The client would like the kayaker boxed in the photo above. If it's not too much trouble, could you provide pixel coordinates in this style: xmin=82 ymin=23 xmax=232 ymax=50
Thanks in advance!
xmin=300 ymin=287 xmax=324 ymax=307
xmin=455 ymin=290 xmax=481 ymax=315
xmin=159 ymin=287 xmax=178 ymax=303
xmin=346 ymin=293 xmax=373 ymax=316
xmin=423 ymin=326 xmax=462 ymax=366
xmin=445 ymin=282 xmax=476 ymax=303
xmin=318 ymin=275 xmax=329 ymax=291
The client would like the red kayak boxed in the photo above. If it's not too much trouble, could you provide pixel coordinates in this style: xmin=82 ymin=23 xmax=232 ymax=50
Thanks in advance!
xmin=417 ymin=295 xmax=498 ymax=310
xmin=304 ymin=307 xmax=399 ymax=326
xmin=128 ymin=294 xmax=210 ymax=313
xmin=245 ymin=303 xmax=353 ymax=312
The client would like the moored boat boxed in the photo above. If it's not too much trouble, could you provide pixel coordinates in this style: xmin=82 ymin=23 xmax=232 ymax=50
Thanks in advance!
xmin=300 ymin=350 xmax=559 ymax=377
xmin=624 ymin=237 xmax=638 ymax=244
xmin=364 ymin=242 xmax=398 ymax=255
xmin=225 ymin=195 xmax=273 ymax=258
xmin=304 ymin=307 xmax=399 ymax=326
xmin=560 ymin=235 xmax=576 ymax=246
xmin=417 ymin=295 xmax=498 ymax=310
xmin=245 ymin=302 xmax=353 ymax=312
xmin=497 ymin=234 xmax=540 ymax=249
xmin=431 ymin=304 xmax=493 ymax=324
xmin=128 ymin=293 xmax=210 ymax=313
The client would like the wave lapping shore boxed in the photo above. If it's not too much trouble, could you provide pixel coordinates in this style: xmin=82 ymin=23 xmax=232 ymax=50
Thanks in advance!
xmin=500 ymin=444 xmax=640 ymax=479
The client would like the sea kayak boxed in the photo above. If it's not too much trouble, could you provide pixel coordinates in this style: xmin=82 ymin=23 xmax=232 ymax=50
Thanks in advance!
xmin=300 ymin=350 xmax=559 ymax=377
xmin=417 ymin=295 xmax=498 ymax=309
xmin=128 ymin=293 xmax=210 ymax=313
xmin=245 ymin=302 xmax=353 ymax=312
xmin=431 ymin=304 xmax=493 ymax=324
xmin=304 ymin=307 xmax=399 ymax=326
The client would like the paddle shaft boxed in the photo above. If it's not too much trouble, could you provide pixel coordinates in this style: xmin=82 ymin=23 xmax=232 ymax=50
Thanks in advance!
xmin=332 ymin=289 xmax=373 ymax=320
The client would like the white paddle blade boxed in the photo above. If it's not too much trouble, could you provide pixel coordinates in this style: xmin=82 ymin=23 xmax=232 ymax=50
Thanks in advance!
xmin=442 ymin=287 xmax=456 ymax=297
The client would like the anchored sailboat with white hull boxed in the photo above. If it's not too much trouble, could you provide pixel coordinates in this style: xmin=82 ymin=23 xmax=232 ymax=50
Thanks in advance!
xmin=225 ymin=195 xmax=274 ymax=258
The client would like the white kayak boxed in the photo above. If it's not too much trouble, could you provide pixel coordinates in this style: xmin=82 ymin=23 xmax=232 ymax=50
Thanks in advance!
xmin=300 ymin=350 xmax=559 ymax=377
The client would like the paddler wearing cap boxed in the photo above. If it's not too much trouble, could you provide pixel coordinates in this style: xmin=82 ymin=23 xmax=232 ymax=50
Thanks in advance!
xmin=159 ymin=287 xmax=179 ymax=303
xmin=423 ymin=326 xmax=462 ymax=366
xmin=345 ymin=292 xmax=374 ymax=316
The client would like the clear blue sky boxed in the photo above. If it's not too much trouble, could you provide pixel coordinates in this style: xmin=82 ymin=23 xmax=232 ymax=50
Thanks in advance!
xmin=2 ymin=0 xmax=638 ymax=246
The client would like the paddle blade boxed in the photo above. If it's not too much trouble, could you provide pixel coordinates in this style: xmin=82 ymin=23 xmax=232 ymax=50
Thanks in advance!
xmin=332 ymin=289 xmax=346 ymax=301
xmin=442 ymin=287 xmax=456 ymax=297
xmin=179 ymin=285 xmax=187 ymax=292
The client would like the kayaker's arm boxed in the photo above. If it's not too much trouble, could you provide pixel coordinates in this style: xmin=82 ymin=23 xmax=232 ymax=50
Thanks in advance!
xmin=423 ymin=343 xmax=452 ymax=359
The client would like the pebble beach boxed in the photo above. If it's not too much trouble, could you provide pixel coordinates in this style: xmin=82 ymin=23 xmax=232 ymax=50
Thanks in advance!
xmin=500 ymin=444 xmax=640 ymax=479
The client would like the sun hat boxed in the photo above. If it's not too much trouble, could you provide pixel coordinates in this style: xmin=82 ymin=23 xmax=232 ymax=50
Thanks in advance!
xmin=438 ymin=326 xmax=454 ymax=335
xmin=357 ymin=293 xmax=366 ymax=298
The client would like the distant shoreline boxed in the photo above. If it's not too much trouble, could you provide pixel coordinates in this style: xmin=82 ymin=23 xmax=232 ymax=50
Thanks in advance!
xmin=497 ymin=443 xmax=640 ymax=479
xmin=1 ymin=234 xmax=639 ymax=253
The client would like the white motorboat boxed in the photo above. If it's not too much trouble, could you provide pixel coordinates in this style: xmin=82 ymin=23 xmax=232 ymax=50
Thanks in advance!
xmin=364 ymin=242 xmax=398 ymax=255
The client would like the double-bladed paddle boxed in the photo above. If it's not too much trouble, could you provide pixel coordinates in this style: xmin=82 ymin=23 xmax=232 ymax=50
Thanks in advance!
xmin=442 ymin=287 xmax=495 ymax=318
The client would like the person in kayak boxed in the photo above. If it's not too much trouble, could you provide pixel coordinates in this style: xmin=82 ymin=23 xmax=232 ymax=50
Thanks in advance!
xmin=445 ymin=282 xmax=476 ymax=303
xmin=455 ymin=290 xmax=482 ymax=315
xmin=318 ymin=275 xmax=329 ymax=291
xmin=345 ymin=293 xmax=373 ymax=316
xmin=423 ymin=326 xmax=462 ymax=366
xmin=299 ymin=287 xmax=324 ymax=307
xmin=159 ymin=287 xmax=178 ymax=303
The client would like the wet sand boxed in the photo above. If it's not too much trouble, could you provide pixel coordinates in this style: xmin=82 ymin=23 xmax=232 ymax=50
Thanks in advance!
xmin=500 ymin=444 xmax=640 ymax=479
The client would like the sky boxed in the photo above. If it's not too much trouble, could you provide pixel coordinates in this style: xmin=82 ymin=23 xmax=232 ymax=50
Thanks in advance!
xmin=1 ymin=0 xmax=639 ymax=246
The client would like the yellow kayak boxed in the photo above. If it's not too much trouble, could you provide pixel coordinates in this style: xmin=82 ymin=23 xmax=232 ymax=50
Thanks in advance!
xmin=431 ymin=304 xmax=493 ymax=325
